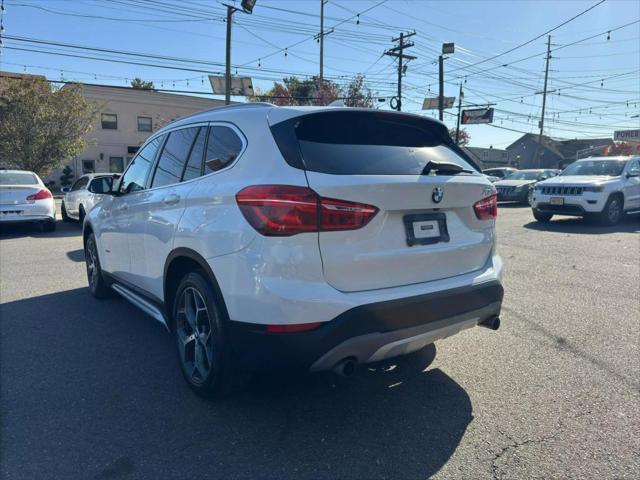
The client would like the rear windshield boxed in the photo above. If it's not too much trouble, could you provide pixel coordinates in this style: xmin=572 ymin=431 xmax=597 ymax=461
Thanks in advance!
xmin=274 ymin=111 xmax=476 ymax=175
xmin=0 ymin=172 xmax=38 ymax=185
xmin=561 ymin=160 xmax=626 ymax=177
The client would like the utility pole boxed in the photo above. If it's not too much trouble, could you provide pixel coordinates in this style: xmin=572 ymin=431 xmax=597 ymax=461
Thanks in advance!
xmin=224 ymin=5 xmax=233 ymax=105
xmin=438 ymin=55 xmax=445 ymax=121
xmin=533 ymin=35 xmax=551 ymax=168
xmin=384 ymin=31 xmax=416 ymax=111
xmin=319 ymin=0 xmax=325 ymax=88
xmin=455 ymin=83 xmax=463 ymax=143
xmin=224 ymin=1 xmax=257 ymax=105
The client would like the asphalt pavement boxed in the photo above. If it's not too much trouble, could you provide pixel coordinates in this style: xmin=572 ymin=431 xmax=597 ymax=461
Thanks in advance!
xmin=1 ymin=204 xmax=639 ymax=479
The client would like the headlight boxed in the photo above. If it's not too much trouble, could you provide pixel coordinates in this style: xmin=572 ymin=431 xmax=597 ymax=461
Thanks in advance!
xmin=583 ymin=185 xmax=604 ymax=192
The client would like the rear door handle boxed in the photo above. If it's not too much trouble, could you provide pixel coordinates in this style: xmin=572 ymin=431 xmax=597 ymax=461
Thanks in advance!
xmin=163 ymin=194 xmax=180 ymax=206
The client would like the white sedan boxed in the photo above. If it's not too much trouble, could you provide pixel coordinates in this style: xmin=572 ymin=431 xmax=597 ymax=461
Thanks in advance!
xmin=0 ymin=169 xmax=56 ymax=231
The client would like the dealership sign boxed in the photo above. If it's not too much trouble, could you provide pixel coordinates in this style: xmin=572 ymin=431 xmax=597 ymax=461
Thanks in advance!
xmin=613 ymin=129 xmax=640 ymax=143
xmin=462 ymin=107 xmax=494 ymax=124
xmin=422 ymin=96 xmax=455 ymax=110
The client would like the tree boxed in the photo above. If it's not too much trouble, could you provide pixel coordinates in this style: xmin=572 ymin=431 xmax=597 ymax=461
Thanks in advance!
xmin=449 ymin=128 xmax=470 ymax=146
xmin=344 ymin=74 xmax=373 ymax=108
xmin=249 ymin=74 xmax=372 ymax=107
xmin=0 ymin=77 xmax=96 ymax=177
xmin=59 ymin=165 xmax=74 ymax=188
xmin=130 ymin=77 xmax=155 ymax=90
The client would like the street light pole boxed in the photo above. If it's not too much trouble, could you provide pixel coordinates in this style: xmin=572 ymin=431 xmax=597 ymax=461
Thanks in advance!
xmin=225 ymin=5 xmax=233 ymax=106
xmin=224 ymin=1 xmax=257 ymax=105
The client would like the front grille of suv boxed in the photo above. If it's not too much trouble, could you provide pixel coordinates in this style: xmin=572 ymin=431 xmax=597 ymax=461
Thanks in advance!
xmin=541 ymin=186 xmax=584 ymax=196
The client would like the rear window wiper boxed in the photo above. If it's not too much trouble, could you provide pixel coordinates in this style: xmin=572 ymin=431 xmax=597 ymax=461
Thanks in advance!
xmin=421 ymin=160 xmax=473 ymax=175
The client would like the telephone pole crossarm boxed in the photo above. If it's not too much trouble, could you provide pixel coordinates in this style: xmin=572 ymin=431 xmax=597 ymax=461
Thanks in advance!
xmin=384 ymin=31 xmax=417 ymax=112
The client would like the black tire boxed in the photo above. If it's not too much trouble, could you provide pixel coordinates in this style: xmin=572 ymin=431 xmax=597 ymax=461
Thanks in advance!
xmin=533 ymin=210 xmax=553 ymax=223
xmin=598 ymin=194 xmax=623 ymax=226
xmin=172 ymin=271 xmax=242 ymax=398
xmin=78 ymin=205 xmax=86 ymax=225
xmin=61 ymin=202 xmax=72 ymax=223
xmin=85 ymin=233 xmax=111 ymax=298
xmin=42 ymin=219 xmax=56 ymax=232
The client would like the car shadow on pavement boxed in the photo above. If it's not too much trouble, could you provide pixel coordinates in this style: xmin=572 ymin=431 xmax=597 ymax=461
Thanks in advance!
xmin=66 ymin=249 xmax=85 ymax=262
xmin=0 ymin=221 xmax=81 ymax=239
xmin=0 ymin=287 xmax=472 ymax=480
xmin=523 ymin=213 xmax=640 ymax=235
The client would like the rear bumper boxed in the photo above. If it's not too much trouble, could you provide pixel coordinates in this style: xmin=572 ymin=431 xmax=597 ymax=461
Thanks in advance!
xmin=227 ymin=280 xmax=504 ymax=372
xmin=0 ymin=201 xmax=56 ymax=223
xmin=0 ymin=214 xmax=55 ymax=224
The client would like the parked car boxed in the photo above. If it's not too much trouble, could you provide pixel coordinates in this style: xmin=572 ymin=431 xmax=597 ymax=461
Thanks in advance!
xmin=61 ymin=173 xmax=121 ymax=223
xmin=0 ymin=169 xmax=56 ymax=231
xmin=83 ymin=105 xmax=504 ymax=396
xmin=483 ymin=167 xmax=518 ymax=181
xmin=483 ymin=174 xmax=500 ymax=183
xmin=531 ymin=156 xmax=640 ymax=225
xmin=494 ymin=169 xmax=558 ymax=205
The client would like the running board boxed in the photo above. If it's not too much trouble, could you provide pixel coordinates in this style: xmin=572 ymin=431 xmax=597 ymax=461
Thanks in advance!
xmin=111 ymin=283 xmax=169 ymax=331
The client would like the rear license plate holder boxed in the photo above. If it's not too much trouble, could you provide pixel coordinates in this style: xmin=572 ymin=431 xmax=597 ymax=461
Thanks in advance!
xmin=403 ymin=213 xmax=449 ymax=246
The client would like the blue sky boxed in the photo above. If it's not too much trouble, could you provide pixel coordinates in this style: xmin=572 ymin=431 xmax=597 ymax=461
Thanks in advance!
xmin=1 ymin=0 xmax=639 ymax=148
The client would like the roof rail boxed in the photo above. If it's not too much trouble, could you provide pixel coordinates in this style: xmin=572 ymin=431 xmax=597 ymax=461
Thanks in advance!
xmin=163 ymin=102 xmax=275 ymax=127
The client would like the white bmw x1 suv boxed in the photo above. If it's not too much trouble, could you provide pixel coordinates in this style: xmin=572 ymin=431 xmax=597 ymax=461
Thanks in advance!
xmin=83 ymin=104 xmax=504 ymax=396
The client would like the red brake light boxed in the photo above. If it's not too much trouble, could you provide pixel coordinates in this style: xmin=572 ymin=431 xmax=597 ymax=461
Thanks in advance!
xmin=474 ymin=194 xmax=498 ymax=220
xmin=236 ymin=185 xmax=378 ymax=236
xmin=26 ymin=189 xmax=53 ymax=201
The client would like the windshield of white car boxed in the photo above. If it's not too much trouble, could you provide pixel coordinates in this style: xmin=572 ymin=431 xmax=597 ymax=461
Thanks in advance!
xmin=561 ymin=160 xmax=626 ymax=177
xmin=0 ymin=172 xmax=38 ymax=185
xmin=504 ymin=171 xmax=539 ymax=181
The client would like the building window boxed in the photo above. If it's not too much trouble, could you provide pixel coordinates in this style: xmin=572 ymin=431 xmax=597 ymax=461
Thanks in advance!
xmin=482 ymin=151 xmax=489 ymax=158
xmin=82 ymin=159 xmax=95 ymax=174
xmin=101 ymin=113 xmax=118 ymax=130
xmin=137 ymin=116 xmax=152 ymax=132
xmin=127 ymin=146 xmax=140 ymax=155
xmin=109 ymin=156 xmax=124 ymax=173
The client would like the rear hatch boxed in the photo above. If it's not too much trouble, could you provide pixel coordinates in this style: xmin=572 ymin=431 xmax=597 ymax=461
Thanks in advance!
xmin=0 ymin=172 xmax=41 ymax=206
xmin=270 ymin=110 xmax=496 ymax=292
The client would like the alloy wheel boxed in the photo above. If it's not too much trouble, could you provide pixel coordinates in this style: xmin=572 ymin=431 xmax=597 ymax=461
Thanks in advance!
xmin=86 ymin=237 xmax=99 ymax=289
xmin=608 ymin=199 xmax=621 ymax=223
xmin=175 ymin=287 xmax=214 ymax=384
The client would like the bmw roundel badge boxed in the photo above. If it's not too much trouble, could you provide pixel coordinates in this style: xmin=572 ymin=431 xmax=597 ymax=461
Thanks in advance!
xmin=432 ymin=187 xmax=444 ymax=204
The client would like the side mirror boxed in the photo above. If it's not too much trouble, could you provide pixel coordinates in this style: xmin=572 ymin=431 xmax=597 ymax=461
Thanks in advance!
xmin=61 ymin=187 xmax=70 ymax=193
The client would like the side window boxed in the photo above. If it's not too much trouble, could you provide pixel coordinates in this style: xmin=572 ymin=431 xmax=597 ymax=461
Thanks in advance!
xmin=204 ymin=126 xmax=243 ymax=173
xmin=151 ymin=127 xmax=199 ymax=189
xmin=71 ymin=177 xmax=88 ymax=191
xmin=89 ymin=177 xmax=113 ymax=194
xmin=182 ymin=128 xmax=206 ymax=182
xmin=120 ymin=136 xmax=163 ymax=194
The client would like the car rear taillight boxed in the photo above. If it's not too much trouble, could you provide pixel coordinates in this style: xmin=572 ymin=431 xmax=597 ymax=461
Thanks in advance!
xmin=473 ymin=194 xmax=498 ymax=220
xmin=236 ymin=185 xmax=378 ymax=236
xmin=26 ymin=189 xmax=53 ymax=201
